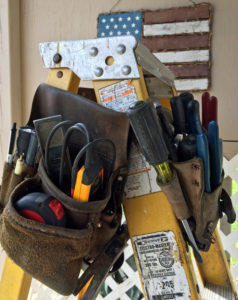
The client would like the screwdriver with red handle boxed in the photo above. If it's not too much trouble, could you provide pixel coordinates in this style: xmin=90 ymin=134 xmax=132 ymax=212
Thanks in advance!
xmin=202 ymin=92 xmax=218 ymax=130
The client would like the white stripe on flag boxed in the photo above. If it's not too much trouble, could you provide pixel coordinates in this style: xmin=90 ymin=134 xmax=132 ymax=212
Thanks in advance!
xmin=175 ymin=78 xmax=208 ymax=91
xmin=153 ymin=50 xmax=209 ymax=63
xmin=143 ymin=20 xmax=209 ymax=36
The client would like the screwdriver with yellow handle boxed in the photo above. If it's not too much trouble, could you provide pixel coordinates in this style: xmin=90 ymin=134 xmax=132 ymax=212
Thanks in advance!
xmin=127 ymin=100 xmax=203 ymax=263
xmin=126 ymin=101 xmax=172 ymax=184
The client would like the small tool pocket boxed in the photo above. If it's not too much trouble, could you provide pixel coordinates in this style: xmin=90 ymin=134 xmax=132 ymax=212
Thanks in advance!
xmin=0 ymin=158 xmax=125 ymax=295
xmin=0 ymin=176 xmax=93 ymax=295
xmin=0 ymin=84 xmax=130 ymax=296
xmin=0 ymin=161 xmax=37 ymax=213
xmin=171 ymin=157 xmax=235 ymax=251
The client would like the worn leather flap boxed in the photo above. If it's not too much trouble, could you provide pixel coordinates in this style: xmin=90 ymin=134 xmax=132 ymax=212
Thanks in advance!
xmin=27 ymin=83 xmax=130 ymax=171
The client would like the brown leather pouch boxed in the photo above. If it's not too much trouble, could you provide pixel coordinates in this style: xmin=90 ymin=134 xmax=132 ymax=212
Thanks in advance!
xmin=160 ymin=157 xmax=236 ymax=251
xmin=0 ymin=84 xmax=130 ymax=295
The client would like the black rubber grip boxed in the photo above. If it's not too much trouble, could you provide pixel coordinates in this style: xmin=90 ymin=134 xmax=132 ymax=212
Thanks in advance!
xmin=180 ymin=92 xmax=194 ymax=132
xmin=170 ymin=96 xmax=186 ymax=134
xmin=127 ymin=101 xmax=168 ymax=165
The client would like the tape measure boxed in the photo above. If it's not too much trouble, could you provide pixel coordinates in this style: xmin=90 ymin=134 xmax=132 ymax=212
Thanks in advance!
xmin=15 ymin=192 xmax=67 ymax=226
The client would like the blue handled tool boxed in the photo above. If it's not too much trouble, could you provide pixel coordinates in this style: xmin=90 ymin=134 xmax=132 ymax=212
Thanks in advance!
xmin=187 ymin=100 xmax=203 ymax=134
xmin=208 ymin=121 xmax=222 ymax=189
xmin=197 ymin=133 xmax=211 ymax=193
xmin=219 ymin=138 xmax=223 ymax=171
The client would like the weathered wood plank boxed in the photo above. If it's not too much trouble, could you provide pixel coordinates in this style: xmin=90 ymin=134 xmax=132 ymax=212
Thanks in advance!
xmin=144 ymin=4 xmax=210 ymax=24
xmin=168 ymin=63 xmax=209 ymax=78
xmin=153 ymin=50 xmax=209 ymax=63
xmin=143 ymin=20 xmax=209 ymax=37
xmin=142 ymin=34 xmax=209 ymax=51
xmin=174 ymin=78 xmax=208 ymax=91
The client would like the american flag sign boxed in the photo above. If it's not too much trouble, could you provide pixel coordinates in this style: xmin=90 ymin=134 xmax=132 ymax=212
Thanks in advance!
xmin=98 ymin=4 xmax=212 ymax=91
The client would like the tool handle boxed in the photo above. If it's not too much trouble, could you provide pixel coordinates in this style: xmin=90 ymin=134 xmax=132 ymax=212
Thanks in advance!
xmin=127 ymin=101 xmax=168 ymax=165
xmin=187 ymin=100 xmax=203 ymax=134
xmin=155 ymin=105 xmax=178 ymax=162
xmin=179 ymin=92 xmax=194 ymax=132
xmin=202 ymin=92 xmax=210 ymax=130
xmin=207 ymin=96 xmax=218 ymax=124
xmin=197 ymin=134 xmax=211 ymax=193
xmin=208 ymin=121 xmax=222 ymax=189
xmin=170 ymin=96 xmax=186 ymax=134
xmin=177 ymin=134 xmax=197 ymax=162
xmin=25 ymin=132 xmax=38 ymax=167
xmin=8 ymin=122 xmax=17 ymax=156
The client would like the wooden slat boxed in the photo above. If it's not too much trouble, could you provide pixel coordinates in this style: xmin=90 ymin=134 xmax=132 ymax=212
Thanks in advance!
xmin=144 ymin=4 xmax=210 ymax=24
xmin=174 ymin=78 xmax=208 ymax=91
xmin=153 ymin=50 xmax=209 ymax=63
xmin=168 ymin=63 xmax=209 ymax=78
xmin=142 ymin=34 xmax=209 ymax=51
xmin=143 ymin=20 xmax=209 ymax=37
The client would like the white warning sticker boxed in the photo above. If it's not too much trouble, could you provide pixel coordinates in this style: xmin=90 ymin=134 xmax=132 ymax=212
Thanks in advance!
xmin=124 ymin=141 xmax=161 ymax=198
xmin=133 ymin=231 xmax=191 ymax=300
xmin=98 ymin=80 xmax=138 ymax=112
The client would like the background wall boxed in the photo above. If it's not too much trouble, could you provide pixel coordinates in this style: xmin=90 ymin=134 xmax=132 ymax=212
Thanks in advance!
xmin=1 ymin=0 xmax=238 ymax=171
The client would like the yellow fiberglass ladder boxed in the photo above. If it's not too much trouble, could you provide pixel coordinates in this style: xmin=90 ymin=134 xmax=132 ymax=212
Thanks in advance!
xmin=0 ymin=36 xmax=237 ymax=300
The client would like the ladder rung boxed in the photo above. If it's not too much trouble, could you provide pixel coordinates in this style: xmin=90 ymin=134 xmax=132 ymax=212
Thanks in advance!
xmin=202 ymin=283 xmax=235 ymax=300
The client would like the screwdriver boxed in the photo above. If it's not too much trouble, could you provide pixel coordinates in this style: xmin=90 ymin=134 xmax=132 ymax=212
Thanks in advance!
xmin=127 ymin=101 xmax=172 ymax=184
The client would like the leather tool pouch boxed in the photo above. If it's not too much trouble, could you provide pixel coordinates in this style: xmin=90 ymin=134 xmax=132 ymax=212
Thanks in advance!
xmin=160 ymin=157 xmax=236 ymax=251
xmin=0 ymin=84 xmax=130 ymax=295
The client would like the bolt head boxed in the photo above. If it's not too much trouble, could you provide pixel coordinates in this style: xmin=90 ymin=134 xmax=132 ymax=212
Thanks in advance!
xmin=53 ymin=53 xmax=62 ymax=64
xmin=121 ymin=65 xmax=131 ymax=76
xmin=89 ymin=47 xmax=98 ymax=57
xmin=117 ymin=44 xmax=126 ymax=55
xmin=97 ymin=222 xmax=102 ymax=228
xmin=94 ymin=67 xmax=103 ymax=77
xmin=57 ymin=71 xmax=63 ymax=78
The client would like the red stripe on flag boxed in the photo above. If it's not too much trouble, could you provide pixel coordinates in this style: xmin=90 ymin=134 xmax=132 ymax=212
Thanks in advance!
xmin=167 ymin=64 xmax=209 ymax=78
xmin=142 ymin=34 xmax=209 ymax=52
xmin=144 ymin=4 xmax=211 ymax=25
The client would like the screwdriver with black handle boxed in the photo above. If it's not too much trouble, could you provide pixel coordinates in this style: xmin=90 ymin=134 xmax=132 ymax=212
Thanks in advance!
xmin=127 ymin=100 xmax=203 ymax=263
xmin=127 ymin=101 xmax=172 ymax=184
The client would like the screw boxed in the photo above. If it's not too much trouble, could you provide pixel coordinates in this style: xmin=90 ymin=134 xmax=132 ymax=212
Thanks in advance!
xmin=191 ymin=164 xmax=200 ymax=170
xmin=97 ymin=222 xmax=102 ymax=228
xmin=53 ymin=53 xmax=62 ymax=64
xmin=117 ymin=44 xmax=126 ymax=55
xmin=106 ymin=209 xmax=114 ymax=215
xmin=117 ymin=176 xmax=123 ymax=182
xmin=94 ymin=67 xmax=103 ymax=77
xmin=121 ymin=65 xmax=131 ymax=75
xmin=207 ymin=222 xmax=214 ymax=233
xmin=57 ymin=71 xmax=63 ymax=78
xmin=89 ymin=47 xmax=98 ymax=57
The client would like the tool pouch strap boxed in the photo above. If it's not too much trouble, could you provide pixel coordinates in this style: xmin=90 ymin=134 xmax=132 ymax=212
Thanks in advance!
xmin=0 ymin=83 xmax=130 ymax=295
xmin=171 ymin=157 xmax=236 ymax=251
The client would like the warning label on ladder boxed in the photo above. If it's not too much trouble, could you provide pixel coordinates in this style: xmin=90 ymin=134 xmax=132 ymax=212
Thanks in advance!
xmin=98 ymin=80 xmax=138 ymax=112
xmin=133 ymin=231 xmax=191 ymax=300
xmin=124 ymin=141 xmax=161 ymax=198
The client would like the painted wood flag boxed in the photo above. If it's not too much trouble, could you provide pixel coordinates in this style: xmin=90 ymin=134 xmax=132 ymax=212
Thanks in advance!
xmin=98 ymin=4 xmax=212 ymax=91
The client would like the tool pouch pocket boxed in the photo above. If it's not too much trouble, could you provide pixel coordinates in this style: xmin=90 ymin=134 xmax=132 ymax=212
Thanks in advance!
xmin=0 ymin=159 xmax=125 ymax=295
xmin=160 ymin=157 xmax=236 ymax=251
xmin=0 ymin=83 xmax=130 ymax=295
xmin=0 ymin=162 xmax=36 ymax=213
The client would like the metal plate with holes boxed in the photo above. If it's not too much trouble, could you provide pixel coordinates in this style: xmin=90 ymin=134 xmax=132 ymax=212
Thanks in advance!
xmin=39 ymin=36 xmax=140 ymax=80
